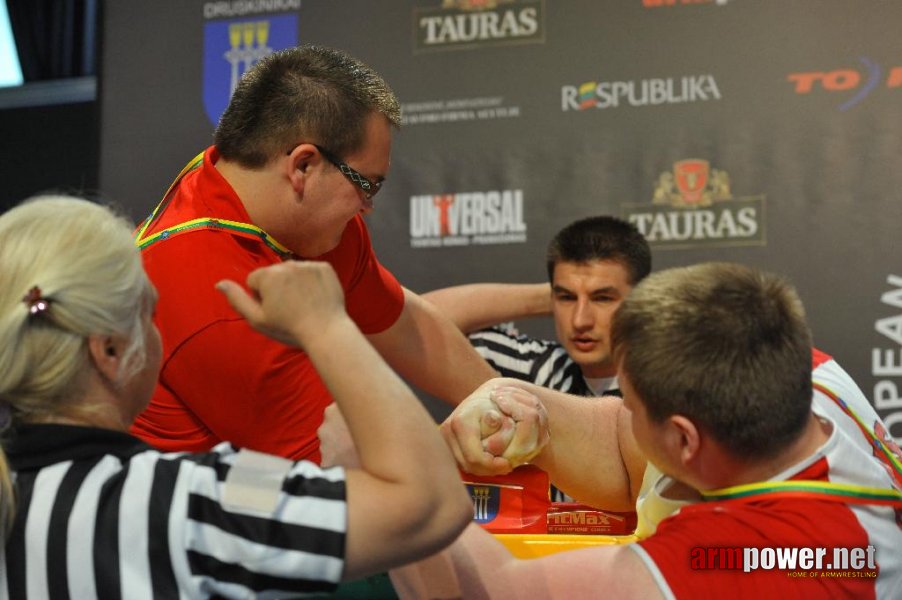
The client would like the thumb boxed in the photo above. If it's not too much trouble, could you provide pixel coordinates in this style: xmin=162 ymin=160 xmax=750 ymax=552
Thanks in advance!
xmin=215 ymin=280 xmax=263 ymax=323
xmin=479 ymin=408 xmax=503 ymax=437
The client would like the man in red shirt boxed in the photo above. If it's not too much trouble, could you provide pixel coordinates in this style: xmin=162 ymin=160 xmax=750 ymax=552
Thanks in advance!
xmin=131 ymin=45 xmax=495 ymax=461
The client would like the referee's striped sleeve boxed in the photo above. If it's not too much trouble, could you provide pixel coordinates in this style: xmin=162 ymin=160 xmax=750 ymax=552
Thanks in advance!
xmin=164 ymin=446 xmax=347 ymax=597
xmin=4 ymin=443 xmax=348 ymax=598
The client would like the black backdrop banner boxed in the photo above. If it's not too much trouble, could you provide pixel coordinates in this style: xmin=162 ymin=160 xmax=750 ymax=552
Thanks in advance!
xmin=99 ymin=0 xmax=902 ymax=440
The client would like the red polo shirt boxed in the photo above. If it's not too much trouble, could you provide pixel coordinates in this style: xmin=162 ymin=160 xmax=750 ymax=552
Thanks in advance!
xmin=130 ymin=146 xmax=404 ymax=461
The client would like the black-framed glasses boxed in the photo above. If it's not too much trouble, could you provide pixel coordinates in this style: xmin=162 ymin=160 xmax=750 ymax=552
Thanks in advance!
xmin=287 ymin=143 xmax=382 ymax=204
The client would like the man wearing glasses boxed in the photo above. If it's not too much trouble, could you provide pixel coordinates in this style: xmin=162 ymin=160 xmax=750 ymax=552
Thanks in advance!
xmin=131 ymin=45 xmax=496 ymax=462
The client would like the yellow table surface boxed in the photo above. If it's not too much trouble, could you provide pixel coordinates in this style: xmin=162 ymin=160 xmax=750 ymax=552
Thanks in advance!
xmin=493 ymin=533 xmax=637 ymax=559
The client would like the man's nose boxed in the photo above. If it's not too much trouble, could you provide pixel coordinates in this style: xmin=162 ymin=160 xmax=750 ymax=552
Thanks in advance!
xmin=572 ymin=299 xmax=594 ymax=329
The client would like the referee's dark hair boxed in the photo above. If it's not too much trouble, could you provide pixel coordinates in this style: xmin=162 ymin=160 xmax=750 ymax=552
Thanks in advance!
xmin=545 ymin=216 xmax=651 ymax=286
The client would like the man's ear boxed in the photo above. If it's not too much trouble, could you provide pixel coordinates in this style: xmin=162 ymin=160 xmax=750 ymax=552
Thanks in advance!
xmin=286 ymin=144 xmax=318 ymax=194
xmin=87 ymin=334 xmax=123 ymax=383
xmin=667 ymin=414 xmax=701 ymax=467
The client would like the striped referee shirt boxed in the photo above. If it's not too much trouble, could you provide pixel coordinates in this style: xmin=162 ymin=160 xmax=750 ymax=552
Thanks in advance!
xmin=2 ymin=423 xmax=348 ymax=599
xmin=469 ymin=326 xmax=620 ymax=397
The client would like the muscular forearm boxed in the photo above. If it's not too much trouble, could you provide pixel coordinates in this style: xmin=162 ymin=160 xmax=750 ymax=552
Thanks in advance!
xmin=445 ymin=523 xmax=659 ymax=599
xmin=370 ymin=288 xmax=497 ymax=405
xmin=393 ymin=522 xmax=661 ymax=600
xmin=391 ymin=524 xmax=516 ymax=600
xmin=422 ymin=283 xmax=551 ymax=333
xmin=507 ymin=382 xmax=645 ymax=511
xmin=390 ymin=550 xmax=462 ymax=599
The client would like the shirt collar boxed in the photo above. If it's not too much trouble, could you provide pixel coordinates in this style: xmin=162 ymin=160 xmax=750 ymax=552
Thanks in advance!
xmin=583 ymin=374 xmax=620 ymax=396
xmin=4 ymin=423 xmax=153 ymax=471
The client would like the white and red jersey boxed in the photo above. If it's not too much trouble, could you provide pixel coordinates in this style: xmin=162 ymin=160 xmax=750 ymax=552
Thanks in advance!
xmin=810 ymin=349 xmax=902 ymax=490
xmin=632 ymin=349 xmax=902 ymax=599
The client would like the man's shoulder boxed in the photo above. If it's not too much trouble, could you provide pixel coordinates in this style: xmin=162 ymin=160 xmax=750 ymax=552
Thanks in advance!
xmin=468 ymin=327 xmax=575 ymax=374
xmin=143 ymin=227 xmax=266 ymax=289
xmin=662 ymin=493 xmax=867 ymax=535
xmin=468 ymin=326 xmax=590 ymax=392
xmin=138 ymin=148 xmax=250 ymax=241
xmin=469 ymin=325 xmax=562 ymax=353
xmin=143 ymin=229 xmax=275 ymax=351
xmin=635 ymin=499 xmax=884 ymax=598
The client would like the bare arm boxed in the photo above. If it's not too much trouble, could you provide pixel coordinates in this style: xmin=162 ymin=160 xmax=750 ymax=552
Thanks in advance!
xmin=529 ymin=386 xmax=646 ymax=510
xmin=367 ymin=288 xmax=498 ymax=405
xmin=217 ymin=263 xmax=472 ymax=581
xmin=442 ymin=378 xmax=647 ymax=511
xmin=421 ymin=282 xmax=551 ymax=333
xmin=391 ymin=523 xmax=662 ymax=600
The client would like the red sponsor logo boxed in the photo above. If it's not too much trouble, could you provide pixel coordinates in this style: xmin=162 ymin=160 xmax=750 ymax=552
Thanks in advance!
xmin=788 ymin=68 xmax=902 ymax=93
xmin=787 ymin=58 xmax=902 ymax=110
xmin=546 ymin=504 xmax=637 ymax=535
xmin=673 ymin=159 xmax=710 ymax=205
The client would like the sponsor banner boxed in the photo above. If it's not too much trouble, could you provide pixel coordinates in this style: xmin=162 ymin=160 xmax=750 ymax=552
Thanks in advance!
xmin=202 ymin=12 xmax=299 ymax=126
xmin=622 ymin=159 xmax=766 ymax=249
xmin=873 ymin=275 xmax=902 ymax=440
xmin=203 ymin=0 xmax=301 ymax=19
xmin=462 ymin=466 xmax=549 ymax=534
xmin=414 ymin=0 xmax=545 ymax=52
xmin=642 ymin=0 xmax=732 ymax=7
xmin=401 ymin=96 xmax=521 ymax=125
xmin=788 ymin=58 xmax=902 ymax=111
xmin=562 ymin=75 xmax=721 ymax=111
xmin=410 ymin=189 xmax=527 ymax=248
xmin=546 ymin=504 xmax=637 ymax=535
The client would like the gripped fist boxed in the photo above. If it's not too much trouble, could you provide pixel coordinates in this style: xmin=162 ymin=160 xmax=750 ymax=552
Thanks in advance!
xmin=491 ymin=386 xmax=549 ymax=465
xmin=215 ymin=261 xmax=346 ymax=349
xmin=441 ymin=379 xmax=550 ymax=476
